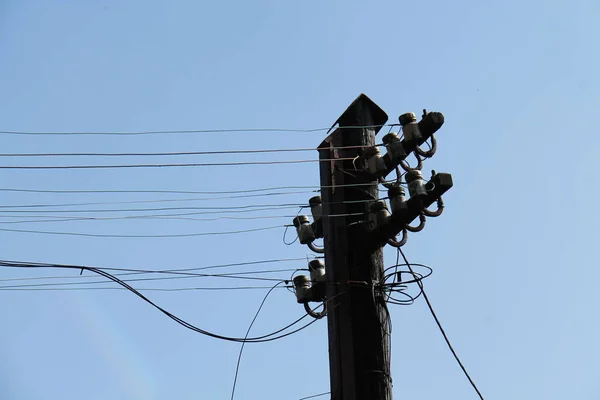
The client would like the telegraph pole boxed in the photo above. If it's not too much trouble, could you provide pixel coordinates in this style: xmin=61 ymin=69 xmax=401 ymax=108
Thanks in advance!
xmin=318 ymin=95 xmax=391 ymax=400
xmin=292 ymin=93 xmax=452 ymax=400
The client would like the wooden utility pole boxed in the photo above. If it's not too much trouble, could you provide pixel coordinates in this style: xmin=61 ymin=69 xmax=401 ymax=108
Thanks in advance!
xmin=312 ymin=94 xmax=452 ymax=400
xmin=318 ymin=94 xmax=392 ymax=400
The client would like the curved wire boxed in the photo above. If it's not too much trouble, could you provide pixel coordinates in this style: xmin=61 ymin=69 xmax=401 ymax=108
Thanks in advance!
xmin=307 ymin=241 xmax=325 ymax=254
xmin=0 ymin=260 xmax=317 ymax=343
xmin=304 ymin=301 xmax=327 ymax=319
xmin=387 ymin=228 xmax=408 ymax=248
xmin=400 ymin=151 xmax=423 ymax=172
xmin=423 ymin=197 xmax=444 ymax=217
xmin=415 ymin=134 xmax=437 ymax=158
xmin=406 ymin=214 xmax=426 ymax=233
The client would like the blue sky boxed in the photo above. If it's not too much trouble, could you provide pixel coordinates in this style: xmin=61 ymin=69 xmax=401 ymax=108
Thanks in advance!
xmin=1 ymin=1 xmax=599 ymax=399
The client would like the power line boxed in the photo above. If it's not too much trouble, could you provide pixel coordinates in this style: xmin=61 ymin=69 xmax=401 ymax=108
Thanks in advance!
xmin=0 ymin=190 xmax=315 ymax=208
xmin=0 ymin=211 xmax=369 ymax=225
xmin=398 ymin=248 xmax=485 ymax=400
xmin=231 ymin=282 xmax=283 ymax=400
xmin=0 ymin=203 xmax=305 ymax=214
xmin=0 ymin=225 xmax=283 ymax=238
xmin=0 ymin=285 xmax=289 ymax=292
xmin=297 ymin=392 xmax=331 ymax=400
xmin=0 ymin=158 xmax=355 ymax=170
xmin=0 ymin=269 xmax=298 ymax=289
xmin=0 ymin=144 xmax=378 ymax=157
xmin=0 ymin=182 xmax=377 ymax=195
xmin=0 ymin=260 xmax=320 ymax=343
xmin=0 ymin=124 xmax=392 ymax=136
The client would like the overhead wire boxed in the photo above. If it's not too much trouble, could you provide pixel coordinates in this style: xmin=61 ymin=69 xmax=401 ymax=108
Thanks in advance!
xmin=230 ymin=282 xmax=283 ymax=400
xmin=0 ymin=259 xmax=323 ymax=343
xmin=0 ymin=224 xmax=284 ymax=238
xmin=0 ymin=124 xmax=392 ymax=136
xmin=0 ymin=157 xmax=357 ymax=170
xmin=398 ymin=248 xmax=485 ymax=400
xmin=0 ymin=285 xmax=290 ymax=292
xmin=0 ymin=144 xmax=380 ymax=157
xmin=297 ymin=392 xmax=331 ymax=400
xmin=0 ymin=182 xmax=378 ymax=195
xmin=0 ymin=268 xmax=300 ymax=289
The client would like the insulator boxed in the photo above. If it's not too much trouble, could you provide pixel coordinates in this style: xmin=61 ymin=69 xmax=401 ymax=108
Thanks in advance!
xmin=308 ymin=259 xmax=326 ymax=283
xmin=399 ymin=112 xmax=422 ymax=143
xmin=382 ymin=132 xmax=407 ymax=162
xmin=405 ymin=170 xmax=427 ymax=199
xmin=363 ymin=146 xmax=386 ymax=175
xmin=369 ymin=200 xmax=391 ymax=229
xmin=309 ymin=196 xmax=322 ymax=221
xmin=293 ymin=215 xmax=316 ymax=245
xmin=388 ymin=185 xmax=407 ymax=214
xmin=293 ymin=275 xmax=311 ymax=303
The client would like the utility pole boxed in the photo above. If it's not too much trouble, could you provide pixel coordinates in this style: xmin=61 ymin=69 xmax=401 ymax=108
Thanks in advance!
xmin=291 ymin=94 xmax=452 ymax=400
xmin=318 ymin=95 xmax=391 ymax=400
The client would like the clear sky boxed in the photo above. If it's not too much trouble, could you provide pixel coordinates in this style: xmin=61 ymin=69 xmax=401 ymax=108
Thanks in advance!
xmin=1 ymin=1 xmax=599 ymax=399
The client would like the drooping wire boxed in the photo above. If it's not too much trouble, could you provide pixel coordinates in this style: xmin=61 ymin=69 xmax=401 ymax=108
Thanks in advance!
xmin=0 ymin=268 xmax=301 ymax=289
xmin=0 ymin=260 xmax=319 ymax=343
xmin=398 ymin=249 xmax=485 ymax=400
xmin=230 ymin=282 xmax=283 ymax=400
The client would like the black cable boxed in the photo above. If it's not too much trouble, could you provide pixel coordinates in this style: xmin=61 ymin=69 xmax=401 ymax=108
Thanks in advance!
xmin=0 ymin=124 xmax=391 ymax=136
xmin=0 ymin=203 xmax=304 ymax=213
xmin=0 ymin=144 xmax=375 ymax=157
xmin=231 ymin=282 xmax=283 ymax=400
xmin=0 ymin=225 xmax=283 ymax=238
xmin=398 ymin=248 xmax=485 ymax=400
xmin=0 ymin=260 xmax=318 ymax=343
xmin=297 ymin=392 xmax=331 ymax=400
xmin=0 ymin=269 xmax=300 ymax=289
xmin=0 ymin=285 xmax=291 ymax=292
xmin=0 ymin=191 xmax=315 ymax=208
xmin=0 ymin=267 xmax=303 ymax=283
xmin=0 ymin=157 xmax=356 ymax=170
xmin=0 ymin=199 xmax=374 ymax=213
xmin=0 ymin=182 xmax=377 ymax=195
